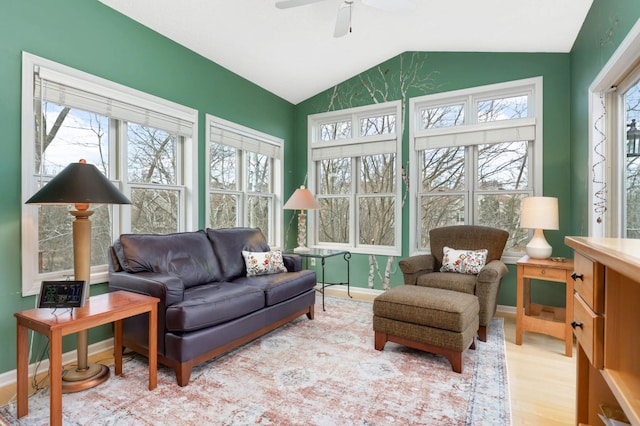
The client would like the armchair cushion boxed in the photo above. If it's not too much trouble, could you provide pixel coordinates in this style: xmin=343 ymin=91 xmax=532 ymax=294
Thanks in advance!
xmin=440 ymin=246 xmax=488 ymax=274
xmin=416 ymin=271 xmax=477 ymax=294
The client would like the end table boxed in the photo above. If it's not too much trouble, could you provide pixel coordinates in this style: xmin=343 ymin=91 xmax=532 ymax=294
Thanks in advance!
xmin=285 ymin=248 xmax=351 ymax=311
xmin=516 ymin=255 xmax=574 ymax=356
xmin=15 ymin=291 xmax=159 ymax=426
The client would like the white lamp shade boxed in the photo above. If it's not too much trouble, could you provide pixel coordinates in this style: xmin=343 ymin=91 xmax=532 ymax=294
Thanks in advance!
xmin=520 ymin=196 xmax=559 ymax=230
xmin=283 ymin=185 xmax=320 ymax=210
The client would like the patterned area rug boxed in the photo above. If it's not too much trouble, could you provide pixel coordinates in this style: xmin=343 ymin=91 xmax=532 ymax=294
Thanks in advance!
xmin=0 ymin=296 xmax=511 ymax=425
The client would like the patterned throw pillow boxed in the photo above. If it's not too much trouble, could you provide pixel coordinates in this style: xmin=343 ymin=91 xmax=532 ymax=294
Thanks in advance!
xmin=242 ymin=250 xmax=288 ymax=277
xmin=440 ymin=246 xmax=488 ymax=275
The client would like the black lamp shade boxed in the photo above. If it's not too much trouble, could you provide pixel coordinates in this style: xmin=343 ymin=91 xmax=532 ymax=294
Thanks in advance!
xmin=26 ymin=161 xmax=131 ymax=205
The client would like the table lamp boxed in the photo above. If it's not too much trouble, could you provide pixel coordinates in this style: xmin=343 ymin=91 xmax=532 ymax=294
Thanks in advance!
xmin=283 ymin=185 xmax=320 ymax=252
xmin=26 ymin=159 xmax=131 ymax=392
xmin=519 ymin=196 xmax=559 ymax=259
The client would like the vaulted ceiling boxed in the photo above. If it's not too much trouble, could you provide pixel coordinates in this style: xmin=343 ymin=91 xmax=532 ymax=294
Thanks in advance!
xmin=99 ymin=0 xmax=593 ymax=104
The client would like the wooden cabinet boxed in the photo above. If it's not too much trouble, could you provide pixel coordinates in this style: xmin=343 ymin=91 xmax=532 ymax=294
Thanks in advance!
xmin=565 ymin=237 xmax=640 ymax=426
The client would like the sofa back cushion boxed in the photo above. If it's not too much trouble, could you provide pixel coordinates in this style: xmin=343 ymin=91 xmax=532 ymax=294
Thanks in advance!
xmin=206 ymin=227 xmax=270 ymax=281
xmin=114 ymin=230 xmax=223 ymax=288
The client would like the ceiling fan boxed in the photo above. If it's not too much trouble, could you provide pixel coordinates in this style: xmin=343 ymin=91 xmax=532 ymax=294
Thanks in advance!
xmin=275 ymin=0 xmax=415 ymax=38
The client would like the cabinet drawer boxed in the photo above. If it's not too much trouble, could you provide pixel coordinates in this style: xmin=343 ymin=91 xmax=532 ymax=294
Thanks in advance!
xmin=522 ymin=265 xmax=566 ymax=281
xmin=573 ymin=293 xmax=604 ymax=369
xmin=573 ymin=253 xmax=605 ymax=313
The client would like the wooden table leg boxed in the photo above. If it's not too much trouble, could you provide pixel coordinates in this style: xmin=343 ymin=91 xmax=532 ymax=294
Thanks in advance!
xmin=16 ymin=322 xmax=28 ymax=418
xmin=516 ymin=264 xmax=524 ymax=345
xmin=148 ymin=304 xmax=157 ymax=390
xmin=564 ymin=273 xmax=574 ymax=356
xmin=49 ymin=329 xmax=63 ymax=426
xmin=114 ymin=319 xmax=123 ymax=376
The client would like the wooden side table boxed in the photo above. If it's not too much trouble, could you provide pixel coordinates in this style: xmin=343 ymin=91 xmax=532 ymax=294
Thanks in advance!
xmin=15 ymin=291 xmax=159 ymax=426
xmin=516 ymin=255 xmax=574 ymax=356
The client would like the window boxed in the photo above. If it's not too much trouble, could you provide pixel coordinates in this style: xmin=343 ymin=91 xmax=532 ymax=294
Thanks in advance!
xmin=624 ymin=79 xmax=640 ymax=237
xmin=409 ymin=78 xmax=543 ymax=260
xmin=308 ymin=101 xmax=402 ymax=255
xmin=21 ymin=53 xmax=198 ymax=296
xmin=206 ymin=115 xmax=283 ymax=247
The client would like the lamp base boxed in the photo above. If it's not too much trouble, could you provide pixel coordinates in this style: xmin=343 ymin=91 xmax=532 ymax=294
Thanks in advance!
xmin=293 ymin=246 xmax=311 ymax=253
xmin=62 ymin=363 xmax=110 ymax=393
xmin=525 ymin=228 xmax=553 ymax=259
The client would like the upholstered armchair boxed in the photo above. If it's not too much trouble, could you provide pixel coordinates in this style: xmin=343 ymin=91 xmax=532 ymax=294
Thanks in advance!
xmin=399 ymin=225 xmax=509 ymax=342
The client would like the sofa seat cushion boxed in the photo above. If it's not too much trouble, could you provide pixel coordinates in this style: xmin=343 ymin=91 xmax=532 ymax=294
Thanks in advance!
xmin=416 ymin=271 xmax=477 ymax=295
xmin=114 ymin=230 xmax=223 ymax=288
xmin=232 ymin=270 xmax=316 ymax=306
xmin=166 ymin=283 xmax=265 ymax=332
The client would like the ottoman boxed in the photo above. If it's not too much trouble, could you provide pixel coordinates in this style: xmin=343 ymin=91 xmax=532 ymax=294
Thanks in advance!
xmin=373 ymin=285 xmax=479 ymax=373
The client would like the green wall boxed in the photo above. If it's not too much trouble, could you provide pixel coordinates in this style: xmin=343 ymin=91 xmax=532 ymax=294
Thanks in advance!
xmin=0 ymin=0 xmax=295 ymax=376
xmin=569 ymin=0 xmax=640 ymax=236
xmin=295 ymin=52 xmax=572 ymax=306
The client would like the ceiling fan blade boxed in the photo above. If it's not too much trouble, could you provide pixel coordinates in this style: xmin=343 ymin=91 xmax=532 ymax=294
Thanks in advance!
xmin=361 ymin=0 xmax=415 ymax=12
xmin=333 ymin=1 xmax=352 ymax=38
xmin=275 ymin=0 xmax=326 ymax=9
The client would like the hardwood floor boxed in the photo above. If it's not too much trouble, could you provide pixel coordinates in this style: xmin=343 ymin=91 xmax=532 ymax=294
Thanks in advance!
xmin=0 ymin=291 xmax=576 ymax=425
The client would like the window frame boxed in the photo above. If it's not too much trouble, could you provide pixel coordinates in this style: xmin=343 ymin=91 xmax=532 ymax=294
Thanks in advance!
xmin=408 ymin=77 xmax=543 ymax=262
xmin=21 ymin=52 xmax=198 ymax=296
xmin=205 ymin=114 xmax=283 ymax=248
xmin=307 ymin=101 xmax=403 ymax=256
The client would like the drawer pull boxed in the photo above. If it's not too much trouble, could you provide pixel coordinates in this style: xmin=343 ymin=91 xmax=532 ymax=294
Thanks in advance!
xmin=571 ymin=320 xmax=583 ymax=329
xmin=571 ymin=272 xmax=584 ymax=281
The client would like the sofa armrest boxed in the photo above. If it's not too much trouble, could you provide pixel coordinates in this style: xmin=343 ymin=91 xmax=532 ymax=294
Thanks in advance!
xmin=398 ymin=254 xmax=435 ymax=285
xmin=283 ymin=254 xmax=302 ymax=272
xmin=108 ymin=271 xmax=185 ymax=307
xmin=475 ymin=259 xmax=509 ymax=325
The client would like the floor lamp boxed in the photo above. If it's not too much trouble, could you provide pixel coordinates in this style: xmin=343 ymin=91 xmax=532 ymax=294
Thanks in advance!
xmin=26 ymin=159 xmax=131 ymax=393
xmin=283 ymin=185 xmax=320 ymax=252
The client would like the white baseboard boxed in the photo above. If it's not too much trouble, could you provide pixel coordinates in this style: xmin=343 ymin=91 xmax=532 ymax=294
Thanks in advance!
xmin=0 ymin=338 xmax=114 ymax=389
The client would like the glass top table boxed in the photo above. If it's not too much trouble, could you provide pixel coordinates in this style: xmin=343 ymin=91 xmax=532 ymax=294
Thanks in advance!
xmin=284 ymin=248 xmax=351 ymax=311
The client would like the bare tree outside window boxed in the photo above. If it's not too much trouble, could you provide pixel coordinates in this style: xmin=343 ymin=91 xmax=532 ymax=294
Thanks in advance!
xmin=208 ymin=126 xmax=278 ymax=244
xmin=35 ymin=102 xmax=185 ymax=274
xmin=210 ymin=143 xmax=239 ymax=228
xmin=417 ymin=93 xmax=532 ymax=252
xmin=36 ymin=103 xmax=111 ymax=273
xmin=316 ymin=111 xmax=397 ymax=248
xmin=625 ymin=81 xmax=640 ymax=237
xmin=318 ymin=158 xmax=351 ymax=243
xmin=128 ymin=124 xmax=180 ymax=234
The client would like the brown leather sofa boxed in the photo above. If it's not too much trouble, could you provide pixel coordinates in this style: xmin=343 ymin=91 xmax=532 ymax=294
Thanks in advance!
xmin=108 ymin=227 xmax=316 ymax=386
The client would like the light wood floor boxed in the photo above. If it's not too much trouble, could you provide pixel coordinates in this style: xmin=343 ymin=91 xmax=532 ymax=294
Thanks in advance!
xmin=0 ymin=294 xmax=576 ymax=425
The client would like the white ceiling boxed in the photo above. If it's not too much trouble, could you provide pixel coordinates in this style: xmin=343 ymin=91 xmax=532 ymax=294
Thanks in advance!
xmin=99 ymin=0 xmax=593 ymax=104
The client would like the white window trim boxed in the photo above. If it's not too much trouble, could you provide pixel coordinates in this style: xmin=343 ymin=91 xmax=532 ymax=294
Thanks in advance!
xmin=205 ymin=114 xmax=284 ymax=248
xmin=307 ymin=101 xmax=403 ymax=256
xmin=408 ymin=77 xmax=543 ymax=262
xmin=21 ymin=52 xmax=198 ymax=296
xmin=588 ymin=18 xmax=640 ymax=237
